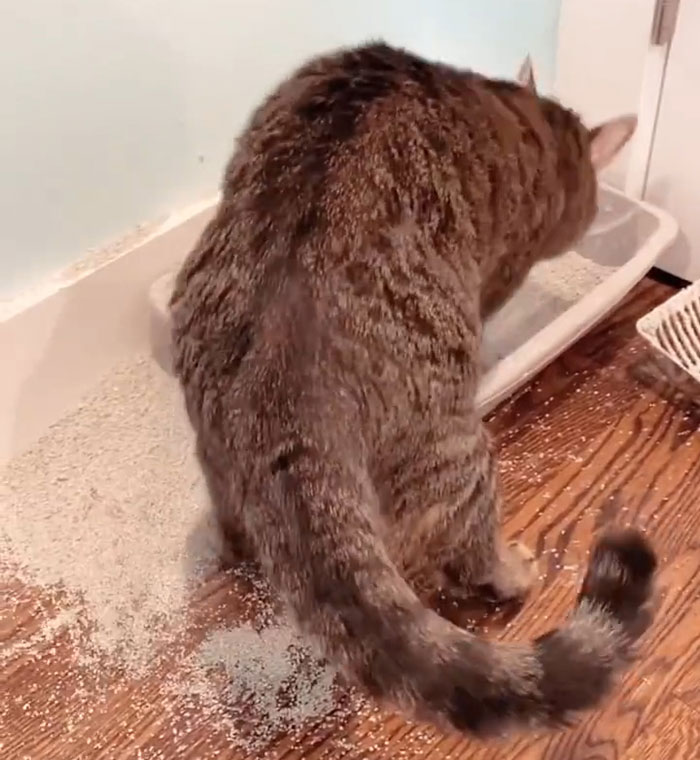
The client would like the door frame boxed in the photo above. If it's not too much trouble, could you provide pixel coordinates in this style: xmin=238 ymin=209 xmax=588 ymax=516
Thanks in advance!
xmin=553 ymin=0 xmax=680 ymax=198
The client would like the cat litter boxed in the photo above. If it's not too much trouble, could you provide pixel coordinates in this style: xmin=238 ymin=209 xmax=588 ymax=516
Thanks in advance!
xmin=147 ymin=185 xmax=677 ymax=415
xmin=0 ymin=357 xmax=216 ymax=672
xmin=0 ymin=355 xmax=344 ymax=752
xmin=175 ymin=623 xmax=338 ymax=750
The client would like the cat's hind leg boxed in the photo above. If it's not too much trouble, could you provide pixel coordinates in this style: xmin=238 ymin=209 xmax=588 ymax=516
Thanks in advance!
xmin=444 ymin=427 xmax=539 ymax=602
xmin=197 ymin=439 xmax=255 ymax=567
xmin=387 ymin=419 xmax=538 ymax=605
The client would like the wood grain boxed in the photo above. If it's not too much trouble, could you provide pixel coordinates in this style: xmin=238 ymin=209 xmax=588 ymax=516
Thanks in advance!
xmin=621 ymin=699 xmax=700 ymax=760
xmin=2 ymin=278 xmax=699 ymax=760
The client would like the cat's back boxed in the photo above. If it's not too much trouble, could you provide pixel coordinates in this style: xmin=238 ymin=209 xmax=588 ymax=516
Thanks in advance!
xmin=170 ymin=43 xmax=551 ymax=404
xmin=172 ymin=43 xmax=499 ymax=326
xmin=172 ymin=46 xmax=457 ymax=348
xmin=186 ymin=44 xmax=521 ymax=275
xmin=220 ymin=42 xmax=478 ymax=258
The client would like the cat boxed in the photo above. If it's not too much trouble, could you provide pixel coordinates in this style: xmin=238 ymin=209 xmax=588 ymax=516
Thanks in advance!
xmin=170 ymin=42 xmax=656 ymax=736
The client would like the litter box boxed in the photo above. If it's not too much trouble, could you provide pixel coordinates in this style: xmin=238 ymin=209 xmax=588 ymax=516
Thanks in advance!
xmin=148 ymin=184 xmax=678 ymax=414
xmin=477 ymin=184 xmax=677 ymax=414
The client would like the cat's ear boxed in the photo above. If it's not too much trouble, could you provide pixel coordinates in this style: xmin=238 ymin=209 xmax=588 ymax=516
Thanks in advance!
xmin=588 ymin=115 xmax=638 ymax=170
xmin=517 ymin=55 xmax=536 ymax=92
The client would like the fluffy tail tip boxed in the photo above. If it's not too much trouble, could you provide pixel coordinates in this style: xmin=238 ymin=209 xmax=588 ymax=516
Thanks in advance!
xmin=579 ymin=528 xmax=657 ymax=638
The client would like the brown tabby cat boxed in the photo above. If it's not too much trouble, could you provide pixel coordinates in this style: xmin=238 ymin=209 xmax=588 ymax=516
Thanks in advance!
xmin=170 ymin=42 xmax=656 ymax=735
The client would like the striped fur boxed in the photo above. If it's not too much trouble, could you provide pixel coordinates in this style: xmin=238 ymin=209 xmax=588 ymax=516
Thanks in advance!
xmin=170 ymin=43 xmax=653 ymax=736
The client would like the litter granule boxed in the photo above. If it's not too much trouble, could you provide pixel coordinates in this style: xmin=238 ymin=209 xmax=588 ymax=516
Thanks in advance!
xmin=0 ymin=606 xmax=81 ymax=664
xmin=177 ymin=623 xmax=338 ymax=750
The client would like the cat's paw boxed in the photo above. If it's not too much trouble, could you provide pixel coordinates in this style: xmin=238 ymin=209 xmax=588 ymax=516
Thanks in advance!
xmin=480 ymin=541 xmax=539 ymax=603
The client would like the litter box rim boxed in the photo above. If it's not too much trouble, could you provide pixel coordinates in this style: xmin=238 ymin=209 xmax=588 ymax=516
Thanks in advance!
xmin=476 ymin=183 xmax=679 ymax=416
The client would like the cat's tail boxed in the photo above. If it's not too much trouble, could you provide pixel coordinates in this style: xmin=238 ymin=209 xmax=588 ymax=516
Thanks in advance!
xmin=389 ymin=533 xmax=654 ymax=734
xmin=404 ymin=534 xmax=655 ymax=735
xmin=253 ymin=453 xmax=656 ymax=735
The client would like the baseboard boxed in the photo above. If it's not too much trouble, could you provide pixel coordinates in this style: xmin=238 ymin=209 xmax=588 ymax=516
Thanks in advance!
xmin=649 ymin=266 xmax=690 ymax=289
xmin=0 ymin=196 xmax=219 ymax=464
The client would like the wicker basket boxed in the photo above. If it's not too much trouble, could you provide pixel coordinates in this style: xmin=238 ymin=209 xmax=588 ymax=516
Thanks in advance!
xmin=636 ymin=280 xmax=700 ymax=404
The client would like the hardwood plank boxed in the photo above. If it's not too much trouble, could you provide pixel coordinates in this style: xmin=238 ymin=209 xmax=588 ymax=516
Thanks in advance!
xmin=3 ymin=278 xmax=699 ymax=760
xmin=620 ymin=698 xmax=700 ymax=760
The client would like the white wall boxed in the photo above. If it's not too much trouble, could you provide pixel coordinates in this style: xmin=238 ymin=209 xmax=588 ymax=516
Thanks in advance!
xmin=1 ymin=0 xmax=561 ymax=300
xmin=645 ymin=0 xmax=700 ymax=280
xmin=554 ymin=0 xmax=657 ymax=188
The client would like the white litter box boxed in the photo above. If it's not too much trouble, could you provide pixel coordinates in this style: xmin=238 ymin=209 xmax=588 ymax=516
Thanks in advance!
xmin=477 ymin=184 xmax=677 ymax=413
xmin=149 ymin=184 xmax=678 ymax=414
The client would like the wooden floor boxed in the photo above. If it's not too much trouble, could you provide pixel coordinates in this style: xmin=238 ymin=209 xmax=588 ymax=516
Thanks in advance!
xmin=2 ymin=278 xmax=700 ymax=760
